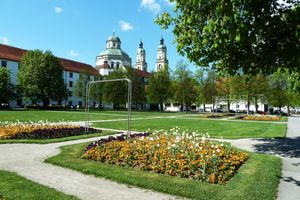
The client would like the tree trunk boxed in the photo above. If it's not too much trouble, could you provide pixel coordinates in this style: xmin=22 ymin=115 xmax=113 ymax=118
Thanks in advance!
xmin=42 ymin=98 xmax=50 ymax=107
xmin=254 ymin=97 xmax=258 ymax=113
xmin=247 ymin=97 xmax=250 ymax=115
xmin=160 ymin=102 xmax=164 ymax=112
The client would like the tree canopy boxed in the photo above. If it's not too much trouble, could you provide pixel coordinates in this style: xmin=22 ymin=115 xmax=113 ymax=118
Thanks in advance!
xmin=0 ymin=67 xmax=14 ymax=104
xmin=156 ymin=0 xmax=300 ymax=75
xmin=17 ymin=50 xmax=67 ymax=106
xmin=147 ymin=70 xmax=172 ymax=111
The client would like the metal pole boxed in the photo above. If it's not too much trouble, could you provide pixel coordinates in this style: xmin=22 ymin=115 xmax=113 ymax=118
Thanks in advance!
xmin=84 ymin=78 xmax=132 ymax=135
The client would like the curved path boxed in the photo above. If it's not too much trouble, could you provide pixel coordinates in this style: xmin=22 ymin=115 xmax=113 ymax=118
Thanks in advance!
xmin=0 ymin=136 xmax=180 ymax=200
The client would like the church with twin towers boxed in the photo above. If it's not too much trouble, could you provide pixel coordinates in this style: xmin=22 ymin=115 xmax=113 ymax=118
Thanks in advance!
xmin=95 ymin=32 xmax=168 ymax=76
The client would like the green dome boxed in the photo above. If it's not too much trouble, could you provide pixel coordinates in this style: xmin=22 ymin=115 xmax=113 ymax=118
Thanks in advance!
xmin=107 ymin=32 xmax=121 ymax=42
xmin=100 ymin=49 xmax=122 ymax=56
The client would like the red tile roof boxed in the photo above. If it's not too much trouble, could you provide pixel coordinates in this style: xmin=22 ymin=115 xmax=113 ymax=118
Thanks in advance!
xmin=96 ymin=64 xmax=110 ymax=70
xmin=134 ymin=68 xmax=151 ymax=78
xmin=0 ymin=44 xmax=98 ymax=75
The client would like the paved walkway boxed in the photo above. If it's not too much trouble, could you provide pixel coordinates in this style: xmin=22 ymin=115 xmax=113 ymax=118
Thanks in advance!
xmin=0 ymin=136 xmax=180 ymax=200
xmin=225 ymin=116 xmax=300 ymax=200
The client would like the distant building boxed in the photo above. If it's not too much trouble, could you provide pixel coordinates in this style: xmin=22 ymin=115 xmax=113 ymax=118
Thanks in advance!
xmin=155 ymin=37 xmax=168 ymax=72
xmin=135 ymin=41 xmax=147 ymax=72
xmin=95 ymin=32 xmax=132 ymax=76
xmin=0 ymin=44 xmax=98 ymax=107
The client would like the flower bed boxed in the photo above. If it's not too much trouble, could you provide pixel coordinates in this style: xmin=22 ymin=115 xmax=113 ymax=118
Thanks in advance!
xmin=82 ymin=128 xmax=248 ymax=184
xmin=240 ymin=115 xmax=280 ymax=121
xmin=0 ymin=121 xmax=99 ymax=139
xmin=201 ymin=113 xmax=235 ymax=118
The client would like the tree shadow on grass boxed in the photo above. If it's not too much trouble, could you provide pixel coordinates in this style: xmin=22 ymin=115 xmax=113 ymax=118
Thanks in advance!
xmin=251 ymin=137 xmax=300 ymax=158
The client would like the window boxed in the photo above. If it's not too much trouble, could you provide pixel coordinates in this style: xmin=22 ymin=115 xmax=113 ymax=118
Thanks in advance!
xmin=68 ymin=91 xmax=72 ymax=97
xmin=69 ymin=81 xmax=73 ymax=87
xmin=69 ymin=72 xmax=73 ymax=78
xmin=111 ymin=62 xmax=114 ymax=68
xmin=1 ymin=60 xmax=7 ymax=67
xmin=116 ymin=62 xmax=120 ymax=69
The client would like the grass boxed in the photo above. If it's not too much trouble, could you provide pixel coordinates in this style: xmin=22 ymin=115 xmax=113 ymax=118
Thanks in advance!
xmin=0 ymin=130 xmax=115 ymax=144
xmin=0 ymin=170 xmax=78 ymax=200
xmin=0 ymin=110 xmax=189 ymax=122
xmin=46 ymin=142 xmax=282 ymax=200
xmin=93 ymin=118 xmax=287 ymax=139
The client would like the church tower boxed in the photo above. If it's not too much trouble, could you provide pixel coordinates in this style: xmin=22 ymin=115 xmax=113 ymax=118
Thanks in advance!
xmin=135 ymin=41 xmax=147 ymax=71
xmin=155 ymin=37 xmax=168 ymax=71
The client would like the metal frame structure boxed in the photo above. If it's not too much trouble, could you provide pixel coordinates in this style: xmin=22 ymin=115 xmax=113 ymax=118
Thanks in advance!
xmin=84 ymin=78 xmax=132 ymax=136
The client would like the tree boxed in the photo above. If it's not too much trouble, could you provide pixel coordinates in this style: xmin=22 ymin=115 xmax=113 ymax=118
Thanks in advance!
xmin=216 ymin=75 xmax=231 ymax=111
xmin=17 ymin=50 xmax=67 ymax=107
xmin=156 ymin=0 xmax=300 ymax=75
xmin=74 ymin=72 xmax=92 ymax=107
xmin=103 ymin=69 xmax=127 ymax=110
xmin=268 ymin=69 xmax=289 ymax=113
xmin=89 ymin=75 xmax=103 ymax=108
xmin=0 ymin=67 xmax=14 ymax=105
xmin=147 ymin=70 xmax=172 ymax=111
xmin=202 ymin=70 xmax=218 ymax=111
xmin=173 ymin=60 xmax=197 ymax=111
xmin=126 ymin=67 xmax=146 ymax=110
xmin=230 ymin=74 xmax=268 ymax=114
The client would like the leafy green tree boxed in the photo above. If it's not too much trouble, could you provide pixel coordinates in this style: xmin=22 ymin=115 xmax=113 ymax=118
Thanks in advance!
xmin=126 ymin=67 xmax=146 ymax=110
xmin=268 ymin=69 xmax=289 ymax=113
xmin=147 ymin=70 xmax=172 ymax=111
xmin=202 ymin=70 xmax=218 ymax=111
xmin=288 ymin=72 xmax=300 ymax=107
xmin=17 ymin=50 xmax=67 ymax=107
xmin=89 ymin=75 xmax=103 ymax=107
xmin=194 ymin=69 xmax=206 ymax=111
xmin=0 ymin=67 xmax=14 ymax=105
xmin=173 ymin=60 xmax=197 ymax=111
xmin=156 ymin=0 xmax=300 ymax=75
xmin=103 ymin=69 xmax=127 ymax=110
xmin=230 ymin=74 xmax=268 ymax=114
xmin=74 ymin=72 xmax=93 ymax=107
xmin=216 ymin=75 xmax=232 ymax=111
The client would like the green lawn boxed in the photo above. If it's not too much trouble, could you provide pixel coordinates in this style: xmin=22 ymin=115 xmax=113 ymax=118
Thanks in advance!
xmin=46 ymin=142 xmax=282 ymax=200
xmin=0 ymin=110 xmax=287 ymax=139
xmin=0 ymin=170 xmax=78 ymax=200
xmin=93 ymin=118 xmax=287 ymax=139
xmin=0 ymin=110 xmax=189 ymax=122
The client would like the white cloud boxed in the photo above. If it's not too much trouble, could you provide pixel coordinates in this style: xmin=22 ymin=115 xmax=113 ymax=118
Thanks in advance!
xmin=162 ymin=0 xmax=175 ymax=6
xmin=0 ymin=36 xmax=9 ymax=45
xmin=119 ymin=21 xmax=134 ymax=31
xmin=68 ymin=50 xmax=79 ymax=57
xmin=54 ymin=7 xmax=62 ymax=14
xmin=141 ymin=0 xmax=161 ymax=14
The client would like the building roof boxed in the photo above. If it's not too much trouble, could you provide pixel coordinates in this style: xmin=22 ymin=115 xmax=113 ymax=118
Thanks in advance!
xmin=96 ymin=63 xmax=110 ymax=70
xmin=107 ymin=32 xmax=121 ymax=42
xmin=0 ymin=44 xmax=98 ymax=76
xmin=134 ymin=68 xmax=151 ymax=78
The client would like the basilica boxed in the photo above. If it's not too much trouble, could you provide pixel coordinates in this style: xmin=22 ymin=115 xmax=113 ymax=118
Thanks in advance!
xmin=0 ymin=32 xmax=169 ymax=107
xmin=95 ymin=32 xmax=168 ymax=76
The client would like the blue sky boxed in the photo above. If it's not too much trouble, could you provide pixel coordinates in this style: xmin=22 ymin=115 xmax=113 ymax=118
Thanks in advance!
xmin=0 ymin=0 xmax=192 ymax=72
